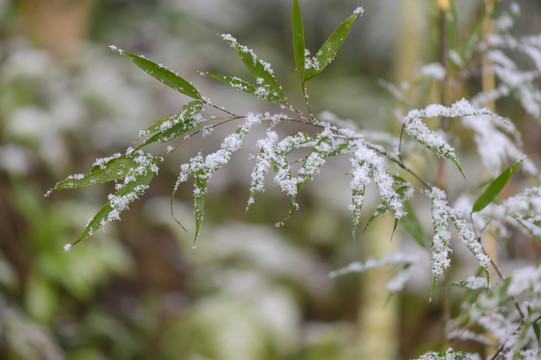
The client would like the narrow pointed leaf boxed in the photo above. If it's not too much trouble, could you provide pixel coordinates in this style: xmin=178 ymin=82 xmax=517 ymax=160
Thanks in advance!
xmin=304 ymin=8 xmax=363 ymax=81
xmin=193 ymin=172 xmax=208 ymax=247
xmin=400 ymin=201 xmax=426 ymax=248
xmin=472 ymin=158 xmax=523 ymax=213
xmin=292 ymin=0 xmax=305 ymax=80
xmin=220 ymin=34 xmax=285 ymax=103
xmin=137 ymin=101 xmax=204 ymax=148
xmin=145 ymin=100 xmax=203 ymax=134
xmin=50 ymin=155 xmax=142 ymax=192
xmin=73 ymin=161 xmax=157 ymax=246
xmin=460 ymin=13 xmax=485 ymax=63
xmin=121 ymin=50 xmax=202 ymax=100
xmin=206 ymin=73 xmax=283 ymax=103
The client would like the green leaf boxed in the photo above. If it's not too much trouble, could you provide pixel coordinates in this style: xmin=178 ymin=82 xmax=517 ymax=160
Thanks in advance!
xmin=50 ymin=155 xmax=143 ymax=192
xmin=72 ymin=160 xmax=158 ymax=246
xmin=121 ymin=50 xmax=202 ymax=100
xmin=532 ymin=317 xmax=541 ymax=344
xmin=460 ymin=13 xmax=485 ymax=63
xmin=304 ymin=8 xmax=363 ymax=81
xmin=145 ymin=100 xmax=203 ymax=134
xmin=206 ymin=73 xmax=283 ymax=103
xmin=137 ymin=100 xmax=204 ymax=148
xmin=220 ymin=34 xmax=285 ymax=103
xmin=193 ymin=171 xmax=208 ymax=247
xmin=292 ymin=0 xmax=305 ymax=80
xmin=472 ymin=158 xmax=524 ymax=213
xmin=362 ymin=185 xmax=412 ymax=236
xmin=400 ymin=201 xmax=426 ymax=248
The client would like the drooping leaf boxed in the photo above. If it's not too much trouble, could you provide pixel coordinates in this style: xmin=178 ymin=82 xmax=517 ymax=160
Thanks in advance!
xmin=220 ymin=34 xmax=285 ymax=103
xmin=362 ymin=185 xmax=413 ymax=236
xmin=304 ymin=7 xmax=363 ymax=81
xmin=292 ymin=0 xmax=305 ymax=80
xmin=400 ymin=201 xmax=426 ymax=248
xmin=472 ymin=158 xmax=523 ymax=213
xmin=206 ymin=73 xmax=283 ymax=103
xmin=72 ymin=159 xmax=158 ymax=246
xmin=192 ymin=171 xmax=208 ymax=247
xmin=120 ymin=50 xmax=202 ymax=100
xmin=296 ymin=134 xmax=333 ymax=191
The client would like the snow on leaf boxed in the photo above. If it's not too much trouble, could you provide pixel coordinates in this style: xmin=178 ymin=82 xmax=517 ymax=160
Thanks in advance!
xmin=304 ymin=7 xmax=363 ymax=81
xmin=429 ymin=187 xmax=452 ymax=299
xmin=120 ymin=50 xmax=202 ymax=100
xmin=73 ymin=152 xmax=159 ymax=246
xmin=462 ymin=114 xmax=537 ymax=176
xmin=206 ymin=73 xmax=283 ymax=103
xmin=219 ymin=34 xmax=284 ymax=103
xmin=403 ymin=99 xmax=496 ymax=177
xmin=350 ymin=140 xmax=406 ymax=221
xmin=247 ymin=129 xmax=279 ymax=209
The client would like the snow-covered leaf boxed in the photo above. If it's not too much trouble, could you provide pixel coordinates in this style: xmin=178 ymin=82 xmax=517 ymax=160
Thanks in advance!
xmin=219 ymin=34 xmax=284 ymax=103
xmin=429 ymin=187 xmax=452 ymax=298
xmin=206 ymin=73 xmax=283 ymax=103
xmin=403 ymin=99 xmax=495 ymax=177
xmin=137 ymin=100 xmax=204 ymax=148
xmin=49 ymin=154 xmax=139 ymax=192
xmin=71 ymin=154 xmax=159 ymax=246
xmin=414 ymin=350 xmax=473 ymax=360
xmin=193 ymin=171 xmax=207 ymax=247
xmin=304 ymin=7 xmax=363 ymax=81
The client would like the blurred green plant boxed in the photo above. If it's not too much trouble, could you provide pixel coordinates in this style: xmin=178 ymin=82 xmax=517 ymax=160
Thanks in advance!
xmin=42 ymin=0 xmax=541 ymax=358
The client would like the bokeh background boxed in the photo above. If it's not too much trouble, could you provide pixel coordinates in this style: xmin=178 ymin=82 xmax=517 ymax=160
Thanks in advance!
xmin=1 ymin=0 xmax=540 ymax=359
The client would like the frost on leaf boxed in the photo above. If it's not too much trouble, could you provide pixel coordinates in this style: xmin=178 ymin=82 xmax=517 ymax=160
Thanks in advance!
xmin=429 ymin=187 xmax=452 ymax=296
xmin=403 ymin=99 xmax=495 ymax=176
xmin=173 ymin=114 xmax=260 ymax=242
xmin=461 ymin=114 xmax=537 ymax=176
xmin=75 ymin=150 xmax=159 ymax=245
xmin=477 ymin=186 xmax=541 ymax=244
xmin=349 ymin=140 xmax=406 ymax=231
xmin=330 ymin=253 xmax=418 ymax=293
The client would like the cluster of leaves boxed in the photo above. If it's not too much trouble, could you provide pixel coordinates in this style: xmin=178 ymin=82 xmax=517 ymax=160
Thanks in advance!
xmin=48 ymin=1 xmax=541 ymax=358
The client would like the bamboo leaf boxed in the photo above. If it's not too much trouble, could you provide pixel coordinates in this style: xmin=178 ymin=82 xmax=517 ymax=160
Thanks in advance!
xmin=206 ymin=73 xmax=283 ymax=103
xmin=50 ymin=155 xmax=142 ymax=192
xmin=193 ymin=171 xmax=208 ymax=247
xmin=120 ymin=50 xmax=202 ymax=100
xmin=72 ymin=160 xmax=158 ymax=246
xmin=145 ymin=100 xmax=203 ymax=134
xmin=137 ymin=100 xmax=204 ymax=148
xmin=460 ymin=13 xmax=485 ymax=63
xmin=292 ymin=0 xmax=305 ymax=80
xmin=400 ymin=201 xmax=426 ymax=248
xmin=472 ymin=158 xmax=523 ymax=213
xmin=304 ymin=7 xmax=363 ymax=81
xmin=220 ymin=34 xmax=285 ymax=103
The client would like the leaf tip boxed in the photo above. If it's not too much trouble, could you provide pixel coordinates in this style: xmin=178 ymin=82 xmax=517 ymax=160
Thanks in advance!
xmin=108 ymin=44 xmax=124 ymax=55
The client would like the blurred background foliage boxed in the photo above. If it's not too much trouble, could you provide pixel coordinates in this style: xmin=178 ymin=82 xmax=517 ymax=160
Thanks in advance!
xmin=0 ymin=0 xmax=540 ymax=359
